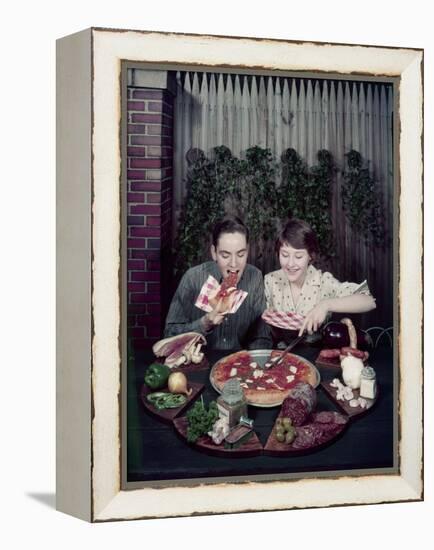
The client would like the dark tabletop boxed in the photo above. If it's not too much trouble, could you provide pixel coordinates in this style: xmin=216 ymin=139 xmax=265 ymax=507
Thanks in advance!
xmin=127 ymin=345 xmax=395 ymax=483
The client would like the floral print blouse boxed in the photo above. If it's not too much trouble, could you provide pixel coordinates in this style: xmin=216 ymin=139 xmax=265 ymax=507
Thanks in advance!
xmin=264 ymin=265 xmax=372 ymax=316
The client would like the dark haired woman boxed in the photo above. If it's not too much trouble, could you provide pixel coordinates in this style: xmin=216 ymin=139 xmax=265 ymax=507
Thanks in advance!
xmin=165 ymin=216 xmax=271 ymax=350
xmin=264 ymin=218 xmax=376 ymax=336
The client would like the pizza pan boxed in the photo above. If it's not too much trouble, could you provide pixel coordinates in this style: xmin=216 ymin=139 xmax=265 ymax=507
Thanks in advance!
xmin=209 ymin=349 xmax=321 ymax=408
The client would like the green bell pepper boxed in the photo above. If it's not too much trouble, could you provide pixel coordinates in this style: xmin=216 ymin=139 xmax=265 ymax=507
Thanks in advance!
xmin=144 ymin=363 xmax=170 ymax=390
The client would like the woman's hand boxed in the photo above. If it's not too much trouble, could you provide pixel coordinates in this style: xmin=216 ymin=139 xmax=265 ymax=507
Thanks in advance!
xmin=298 ymin=300 xmax=330 ymax=336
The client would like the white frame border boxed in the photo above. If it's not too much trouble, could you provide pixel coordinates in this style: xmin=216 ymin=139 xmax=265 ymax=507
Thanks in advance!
xmin=78 ymin=28 xmax=423 ymax=522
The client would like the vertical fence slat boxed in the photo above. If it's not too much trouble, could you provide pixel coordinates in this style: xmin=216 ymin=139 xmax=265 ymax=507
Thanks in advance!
xmin=289 ymin=79 xmax=298 ymax=149
xmin=274 ymin=77 xmax=283 ymax=157
xmin=250 ymin=76 xmax=259 ymax=146
xmin=282 ymin=78 xmax=290 ymax=154
xmin=241 ymin=76 xmax=250 ymax=153
xmin=216 ymin=73 xmax=224 ymax=146
xmin=208 ymin=73 xmax=217 ymax=151
xmin=224 ymin=75 xmax=233 ymax=152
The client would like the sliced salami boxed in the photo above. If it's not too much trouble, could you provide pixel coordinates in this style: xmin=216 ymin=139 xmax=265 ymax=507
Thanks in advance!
xmin=313 ymin=411 xmax=348 ymax=425
xmin=281 ymin=397 xmax=309 ymax=426
xmin=293 ymin=424 xmax=323 ymax=449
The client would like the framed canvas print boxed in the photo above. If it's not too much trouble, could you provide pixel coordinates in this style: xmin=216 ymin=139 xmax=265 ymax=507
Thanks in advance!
xmin=56 ymin=28 xmax=423 ymax=522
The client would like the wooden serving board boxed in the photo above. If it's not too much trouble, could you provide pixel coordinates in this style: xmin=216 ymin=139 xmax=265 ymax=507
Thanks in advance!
xmin=140 ymin=382 xmax=204 ymax=424
xmin=321 ymin=380 xmax=377 ymax=418
xmin=264 ymin=411 xmax=348 ymax=456
xmin=173 ymin=417 xmax=263 ymax=458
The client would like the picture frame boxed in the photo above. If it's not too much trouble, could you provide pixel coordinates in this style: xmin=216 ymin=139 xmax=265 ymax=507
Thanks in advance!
xmin=56 ymin=27 xmax=423 ymax=522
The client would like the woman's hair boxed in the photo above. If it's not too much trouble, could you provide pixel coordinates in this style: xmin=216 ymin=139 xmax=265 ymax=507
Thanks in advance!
xmin=212 ymin=216 xmax=249 ymax=248
xmin=275 ymin=218 xmax=320 ymax=260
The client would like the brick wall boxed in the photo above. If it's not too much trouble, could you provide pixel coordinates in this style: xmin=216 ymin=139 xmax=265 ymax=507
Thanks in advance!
xmin=127 ymin=86 xmax=175 ymax=351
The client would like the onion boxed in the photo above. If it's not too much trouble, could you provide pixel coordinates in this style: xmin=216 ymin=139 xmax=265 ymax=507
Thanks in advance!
xmin=168 ymin=372 xmax=192 ymax=396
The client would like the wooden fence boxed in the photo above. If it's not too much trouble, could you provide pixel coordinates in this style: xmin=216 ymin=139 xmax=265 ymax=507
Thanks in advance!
xmin=172 ymin=71 xmax=394 ymax=329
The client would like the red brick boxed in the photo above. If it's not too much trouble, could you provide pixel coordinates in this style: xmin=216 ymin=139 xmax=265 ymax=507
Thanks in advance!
xmin=146 ymin=193 xmax=161 ymax=204
xmin=131 ymin=293 xmax=161 ymax=303
xmin=131 ymin=135 xmax=161 ymax=146
xmin=131 ymin=113 xmax=162 ymax=124
xmin=130 ymin=158 xmax=162 ymax=169
xmin=161 ymin=136 xmax=173 ymax=146
xmin=130 ymin=182 xmax=162 ymax=192
xmin=146 ymin=216 xmax=161 ymax=227
xmin=132 ymin=271 xmax=160 ymax=282
xmin=128 ymin=124 xmax=147 ymax=134
xmin=133 ymin=337 xmax=159 ymax=349
xmin=129 ymin=327 xmax=145 ymax=338
xmin=132 ymin=250 xmax=160 ymax=260
xmin=128 ymin=100 xmax=145 ymax=110
xmin=147 ymin=282 xmax=161 ymax=294
xmin=132 ymin=89 xmax=163 ymax=100
xmin=127 ymin=170 xmax=147 ymax=180
xmin=131 ymin=227 xmax=161 ymax=238
xmin=128 ymin=282 xmax=147 ymax=292
xmin=147 ymin=238 xmax=161 ymax=249
xmin=127 ymin=238 xmax=146 ymax=248
xmin=147 ymin=101 xmax=163 ymax=113
xmin=127 ymin=146 xmax=146 ymax=157
xmin=147 ymin=260 xmax=161 ymax=271
xmin=131 ymin=204 xmax=160 ymax=215
xmin=146 ymin=324 xmax=162 ymax=338
xmin=128 ymin=260 xmax=145 ymax=270
xmin=147 ymin=146 xmax=162 ymax=157
xmin=147 ymin=303 xmax=162 ymax=315
xmin=161 ymin=147 xmax=173 ymax=157
xmin=127 ymin=192 xmax=145 ymax=202
xmin=128 ymin=304 xmax=147 ymax=314
xmin=146 ymin=125 xmax=162 ymax=136
xmin=127 ymin=215 xmax=144 ymax=226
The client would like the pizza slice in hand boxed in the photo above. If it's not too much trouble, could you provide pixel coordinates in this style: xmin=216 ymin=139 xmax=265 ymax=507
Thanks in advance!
xmin=209 ymin=271 xmax=238 ymax=312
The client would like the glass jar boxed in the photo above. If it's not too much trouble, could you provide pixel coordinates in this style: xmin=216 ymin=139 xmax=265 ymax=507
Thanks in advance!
xmin=217 ymin=378 xmax=247 ymax=428
xmin=359 ymin=366 xmax=377 ymax=399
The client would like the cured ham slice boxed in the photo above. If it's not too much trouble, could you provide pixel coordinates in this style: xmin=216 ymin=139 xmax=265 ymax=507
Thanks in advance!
xmin=152 ymin=332 xmax=206 ymax=367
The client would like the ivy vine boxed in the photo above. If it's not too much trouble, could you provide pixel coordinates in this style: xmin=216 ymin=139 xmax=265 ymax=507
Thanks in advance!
xmin=175 ymin=146 xmax=384 ymax=274
xmin=342 ymin=150 xmax=384 ymax=247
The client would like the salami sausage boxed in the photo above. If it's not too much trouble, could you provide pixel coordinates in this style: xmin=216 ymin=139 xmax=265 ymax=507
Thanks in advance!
xmin=281 ymin=397 xmax=309 ymax=426
xmin=318 ymin=348 xmax=341 ymax=359
xmin=340 ymin=347 xmax=368 ymax=360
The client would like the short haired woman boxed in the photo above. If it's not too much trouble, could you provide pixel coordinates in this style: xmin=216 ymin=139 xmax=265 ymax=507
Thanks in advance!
xmin=264 ymin=218 xmax=376 ymax=336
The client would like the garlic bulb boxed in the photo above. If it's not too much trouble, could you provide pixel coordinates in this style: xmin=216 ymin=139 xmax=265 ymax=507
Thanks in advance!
xmin=341 ymin=356 xmax=364 ymax=389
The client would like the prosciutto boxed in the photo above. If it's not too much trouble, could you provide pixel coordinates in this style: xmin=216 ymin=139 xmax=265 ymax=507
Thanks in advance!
xmin=152 ymin=332 xmax=206 ymax=367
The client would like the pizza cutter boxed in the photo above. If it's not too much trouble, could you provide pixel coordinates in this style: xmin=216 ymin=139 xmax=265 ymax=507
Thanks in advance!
xmin=263 ymin=335 xmax=304 ymax=369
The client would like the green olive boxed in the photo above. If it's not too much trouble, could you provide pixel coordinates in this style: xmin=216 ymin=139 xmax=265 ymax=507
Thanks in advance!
xmin=275 ymin=431 xmax=286 ymax=443
xmin=285 ymin=427 xmax=296 ymax=445
xmin=281 ymin=417 xmax=292 ymax=430
xmin=275 ymin=418 xmax=283 ymax=428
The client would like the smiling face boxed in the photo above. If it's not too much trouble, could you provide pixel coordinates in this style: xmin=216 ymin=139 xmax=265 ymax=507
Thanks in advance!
xmin=211 ymin=231 xmax=248 ymax=283
xmin=279 ymin=243 xmax=311 ymax=286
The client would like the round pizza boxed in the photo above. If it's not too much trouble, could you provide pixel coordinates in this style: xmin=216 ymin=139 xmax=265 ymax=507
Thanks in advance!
xmin=210 ymin=350 xmax=319 ymax=406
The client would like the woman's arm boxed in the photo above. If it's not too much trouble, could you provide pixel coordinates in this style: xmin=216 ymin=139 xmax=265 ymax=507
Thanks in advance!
xmin=299 ymin=293 xmax=376 ymax=336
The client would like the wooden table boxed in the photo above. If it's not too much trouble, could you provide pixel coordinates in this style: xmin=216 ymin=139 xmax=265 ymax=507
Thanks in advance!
xmin=127 ymin=345 xmax=395 ymax=483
